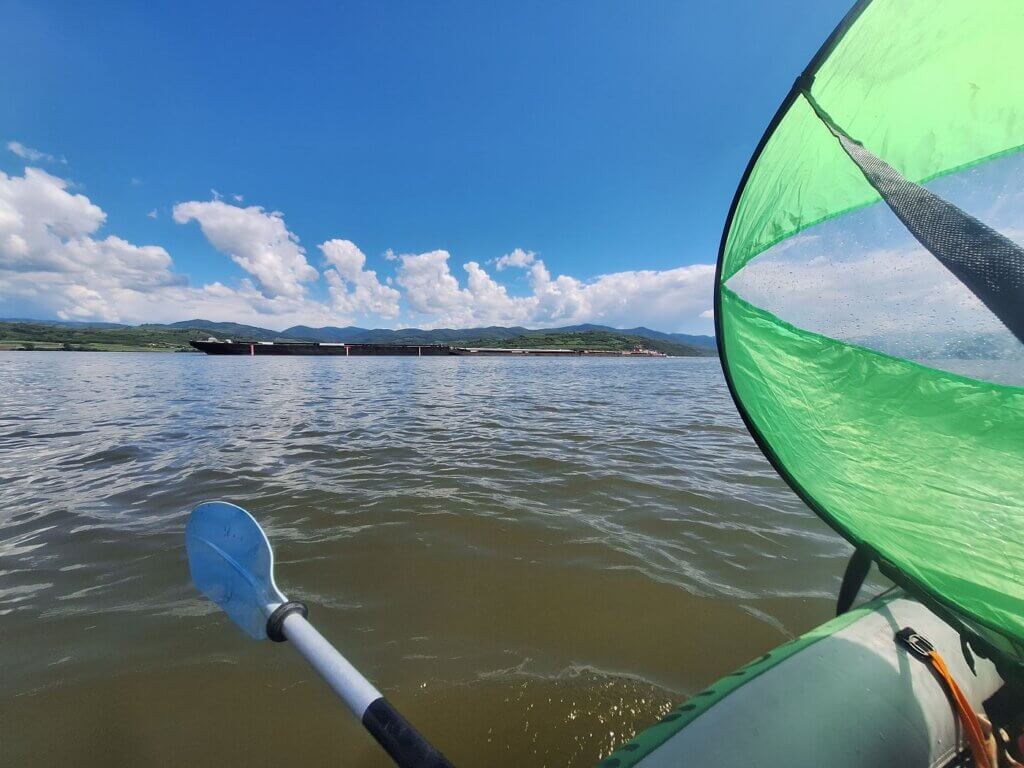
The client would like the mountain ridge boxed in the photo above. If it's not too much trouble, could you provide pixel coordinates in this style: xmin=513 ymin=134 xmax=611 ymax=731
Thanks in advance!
xmin=2 ymin=317 xmax=715 ymax=348
xmin=279 ymin=322 xmax=716 ymax=348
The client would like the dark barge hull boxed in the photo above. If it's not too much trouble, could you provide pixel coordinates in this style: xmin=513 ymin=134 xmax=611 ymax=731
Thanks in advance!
xmin=190 ymin=340 xmax=668 ymax=357
xmin=190 ymin=341 xmax=454 ymax=356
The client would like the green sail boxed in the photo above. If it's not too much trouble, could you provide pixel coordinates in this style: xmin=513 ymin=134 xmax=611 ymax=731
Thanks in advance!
xmin=719 ymin=0 xmax=1024 ymax=666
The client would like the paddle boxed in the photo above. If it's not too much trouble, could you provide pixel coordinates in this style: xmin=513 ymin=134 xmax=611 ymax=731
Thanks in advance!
xmin=186 ymin=500 xmax=454 ymax=768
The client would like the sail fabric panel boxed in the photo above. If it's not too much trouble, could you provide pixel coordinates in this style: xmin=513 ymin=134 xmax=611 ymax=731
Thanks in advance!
xmin=721 ymin=288 xmax=1024 ymax=657
xmin=722 ymin=0 xmax=1024 ymax=282
xmin=811 ymin=0 xmax=1024 ymax=190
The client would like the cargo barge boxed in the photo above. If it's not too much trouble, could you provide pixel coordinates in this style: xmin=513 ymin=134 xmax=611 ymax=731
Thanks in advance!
xmin=190 ymin=340 xmax=452 ymax=355
xmin=190 ymin=339 xmax=666 ymax=357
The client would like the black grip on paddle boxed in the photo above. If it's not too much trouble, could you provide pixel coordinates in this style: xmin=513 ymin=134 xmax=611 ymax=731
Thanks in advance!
xmin=361 ymin=697 xmax=454 ymax=768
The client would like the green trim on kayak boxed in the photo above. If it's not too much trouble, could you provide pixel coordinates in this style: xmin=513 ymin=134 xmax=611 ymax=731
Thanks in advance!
xmin=598 ymin=589 xmax=901 ymax=768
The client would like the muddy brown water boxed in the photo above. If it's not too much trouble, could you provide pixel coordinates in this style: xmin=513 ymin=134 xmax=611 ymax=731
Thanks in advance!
xmin=0 ymin=352 xmax=857 ymax=766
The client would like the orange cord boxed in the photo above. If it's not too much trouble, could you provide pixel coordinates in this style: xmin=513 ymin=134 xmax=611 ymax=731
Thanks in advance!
xmin=927 ymin=650 xmax=992 ymax=768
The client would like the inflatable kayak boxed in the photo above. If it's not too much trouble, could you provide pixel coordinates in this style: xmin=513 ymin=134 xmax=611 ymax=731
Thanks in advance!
xmin=602 ymin=589 xmax=1004 ymax=767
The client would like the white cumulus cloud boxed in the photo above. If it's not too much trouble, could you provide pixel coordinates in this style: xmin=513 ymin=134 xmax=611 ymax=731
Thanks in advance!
xmin=495 ymin=247 xmax=535 ymax=271
xmin=320 ymin=239 xmax=400 ymax=319
xmin=0 ymin=168 xmax=181 ymax=321
xmin=397 ymin=248 xmax=713 ymax=330
xmin=396 ymin=250 xmax=478 ymax=324
xmin=0 ymin=169 xmax=340 ymax=327
xmin=172 ymin=199 xmax=319 ymax=299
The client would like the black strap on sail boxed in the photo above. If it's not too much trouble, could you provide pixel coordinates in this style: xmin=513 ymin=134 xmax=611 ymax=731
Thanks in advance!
xmin=836 ymin=547 xmax=872 ymax=616
xmin=803 ymin=91 xmax=1024 ymax=346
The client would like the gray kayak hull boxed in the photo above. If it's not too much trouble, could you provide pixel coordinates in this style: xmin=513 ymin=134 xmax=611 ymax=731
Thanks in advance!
xmin=604 ymin=590 xmax=1002 ymax=768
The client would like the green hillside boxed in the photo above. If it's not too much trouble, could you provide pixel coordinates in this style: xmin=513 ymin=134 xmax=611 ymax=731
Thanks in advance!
xmin=464 ymin=330 xmax=714 ymax=357
xmin=0 ymin=322 xmax=200 ymax=351
xmin=0 ymin=322 xmax=276 ymax=351
xmin=0 ymin=321 xmax=715 ymax=356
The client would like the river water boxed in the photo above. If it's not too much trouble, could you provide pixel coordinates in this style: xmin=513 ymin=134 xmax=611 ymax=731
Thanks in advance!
xmin=0 ymin=352 xmax=853 ymax=766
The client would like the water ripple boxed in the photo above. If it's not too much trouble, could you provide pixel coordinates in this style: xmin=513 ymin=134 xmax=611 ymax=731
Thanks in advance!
xmin=0 ymin=352 xmax=854 ymax=766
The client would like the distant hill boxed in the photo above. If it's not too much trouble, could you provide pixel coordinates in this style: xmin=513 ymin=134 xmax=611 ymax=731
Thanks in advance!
xmin=537 ymin=324 xmax=716 ymax=349
xmin=2 ymin=317 xmax=717 ymax=355
xmin=0 ymin=321 xmax=208 ymax=352
xmin=464 ymin=330 xmax=715 ymax=357
xmin=0 ymin=317 xmax=127 ymax=329
xmin=282 ymin=325 xmax=370 ymax=342
xmin=141 ymin=319 xmax=299 ymax=342
xmin=282 ymin=323 xmax=717 ymax=349
xmin=618 ymin=327 xmax=717 ymax=349
xmin=283 ymin=324 xmax=534 ymax=344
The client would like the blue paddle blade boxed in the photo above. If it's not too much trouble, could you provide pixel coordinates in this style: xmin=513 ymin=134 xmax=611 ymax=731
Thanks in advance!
xmin=186 ymin=501 xmax=286 ymax=639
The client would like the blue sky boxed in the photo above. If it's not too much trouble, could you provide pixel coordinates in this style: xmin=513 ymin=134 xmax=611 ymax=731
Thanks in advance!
xmin=0 ymin=0 xmax=851 ymax=331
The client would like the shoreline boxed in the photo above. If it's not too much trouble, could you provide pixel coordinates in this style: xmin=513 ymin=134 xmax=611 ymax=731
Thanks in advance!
xmin=0 ymin=321 xmax=718 ymax=357
xmin=0 ymin=346 xmax=709 ymax=357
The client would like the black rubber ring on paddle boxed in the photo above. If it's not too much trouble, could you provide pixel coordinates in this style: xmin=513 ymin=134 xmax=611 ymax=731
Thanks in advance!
xmin=266 ymin=601 xmax=308 ymax=642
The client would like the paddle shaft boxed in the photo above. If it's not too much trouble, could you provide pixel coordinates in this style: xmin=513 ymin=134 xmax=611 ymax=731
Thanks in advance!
xmin=282 ymin=613 xmax=454 ymax=768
